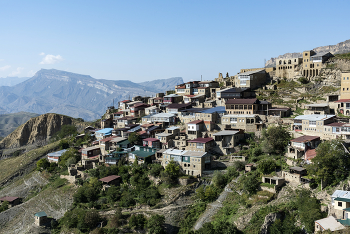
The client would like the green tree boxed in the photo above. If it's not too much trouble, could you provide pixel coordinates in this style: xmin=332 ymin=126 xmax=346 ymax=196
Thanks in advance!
xmin=258 ymin=159 xmax=276 ymax=175
xmin=212 ymin=170 xmax=226 ymax=188
xmin=0 ymin=200 xmax=9 ymax=212
xmin=241 ymin=174 xmax=259 ymax=195
xmin=261 ymin=126 xmax=291 ymax=154
xmin=129 ymin=214 xmax=146 ymax=229
xmin=36 ymin=158 xmax=50 ymax=171
xmin=306 ymin=139 xmax=350 ymax=186
xmin=147 ymin=214 xmax=165 ymax=234
xmin=58 ymin=148 xmax=79 ymax=168
xmin=163 ymin=160 xmax=180 ymax=184
xmin=128 ymin=132 xmax=140 ymax=145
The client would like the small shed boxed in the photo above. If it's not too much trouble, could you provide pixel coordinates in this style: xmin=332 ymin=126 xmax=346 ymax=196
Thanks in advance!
xmin=245 ymin=163 xmax=254 ymax=172
xmin=0 ymin=196 xmax=20 ymax=207
xmin=99 ymin=175 xmax=121 ymax=190
xmin=34 ymin=211 xmax=48 ymax=226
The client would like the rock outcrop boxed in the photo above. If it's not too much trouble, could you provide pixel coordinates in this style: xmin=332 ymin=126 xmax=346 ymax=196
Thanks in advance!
xmin=266 ymin=39 xmax=350 ymax=67
xmin=0 ymin=113 xmax=73 ymax=149
xmin=260 ymin=212 xmax=282 ymax=234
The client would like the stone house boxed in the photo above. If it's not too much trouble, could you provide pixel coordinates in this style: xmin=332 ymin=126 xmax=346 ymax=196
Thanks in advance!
xmin=34 ymin=211 xmax=48 ymax=226
xmin=212 ymin=130 xmax=245 ymax=155
xmin=104 ymin=151 xmax=128 ymax=165
xmin=145 ymin=106 xmax=160 ymax=115
xmin=163 ymin=94 xmax=183 ymax=104
xmin=292 ymin=114 xmax=336 ymax=138
xmin=336 ymin=99 xmax=350 ymax=116
xmin=221 ymin=114 xmax=262 ymax=132
xmin=166 ymin=103 xmax=192 ymax=114
xmin=141 ymin=113 xmax=176 ymax=127
xmin=142 ymin=138 xmax=161 ymax=149
xmin=0 ymin=196 xmax=20 ymax=208
xmin=186 ymin=137 xmax=215 ymax=152
xmin=118 ymin=100 xmax=131 ymax=110
xmin=95 ymin=128 xmax=114 ymax=140
xmin=99 ymin=175 xmax=121 ymax=190
xmin=340 ymin=72 xmax=350 ymax=99
xmin=275 ymin=57 xmax=303 ymax=79
xmin=225 ymin=98 xmax=271 ymax=115
xmin=285 ymin=135 xmax=321 ymax=165
xmin=235 ymin=69 xmax=267 ymax=89
xmin=115 ymin=116 xmax=137 ymax=128
xmin=183 ymin=95 xmax=206 ymax=106
xmin=304 ymin=103 xmax=330 ymax=115
xmin=216 ymin=87 xmax=254 ymax=102
xmin=162 ymin=148 xmax=211 ymax=176
xmin=178 ymin=106 xmax=226 ymax=124
xmin=130 ymin=103 xmax=150 ymax=117
xmin=282 ymin=167 xmax=310 ymax=184
xmin=155 ymin=126 xmax=180 ymax=148
xmin=302 ymin=50 xmax=333 ymax=79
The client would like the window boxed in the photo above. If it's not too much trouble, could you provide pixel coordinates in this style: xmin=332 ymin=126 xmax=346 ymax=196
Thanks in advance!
xmin=309 ymin=121 xmax=316 ymax=126
xmin=338 ymin=202 xmax=342 ymax=207
xmin=230 ymin=117 xmax=237 ymax=123
xmin=305 ymin=65 xmax=307 ymax=68
xmin=348 ymin=77 xmax=349 ymax=80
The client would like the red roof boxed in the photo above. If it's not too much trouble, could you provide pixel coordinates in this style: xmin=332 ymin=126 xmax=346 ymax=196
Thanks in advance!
xmin=134 ymin=103 xmax=149 ymax=108
xmin=114 ymin=111 xmax=124 ymax=115
xmin=335 ymin=99 xmax=350 ymax=103
xmin=185 ymin=95 xmax=196 ymax=97
xmin=141 ymin=124 xmax=154 ymax=128
xmin=143 ymin=138 xmax=160 ymax=142
xmin=305 ymin=149 xmax=317 ymax=161
xmin=176 ymin=85 xmax=186 ymax=89
xmin=291 ymin=135 xmax=320 ymax=143
xmin=154 ymin=97 xmax=163 ymax=100
xmin=204 ymin=121 xmax=214 ymax=124
xmin=188 ymin=120 xmax=204 ymax=124
xmin=0 ymin=196 xmax=19 ymax=202
xmin=326 ymin=122 xmax=345 ymax=127
xmin=188 ymin=137 xmax=214 ymax=143
xmin=138 ymin=130 xmax=147 ymax=136
xmin=99 ymin=175 xmax=121 ymax=183
xmin=225 ymin=98 xmax=258 ymax=104
xmin=120 ymin=100 xmax=130 ymax=103
xmin=100 ymin=136 xmax=117 ymax=142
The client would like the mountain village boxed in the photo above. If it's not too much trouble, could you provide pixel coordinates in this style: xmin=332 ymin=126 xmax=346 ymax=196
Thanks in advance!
xmin=2 ymin=48 xmax=350 ymax=233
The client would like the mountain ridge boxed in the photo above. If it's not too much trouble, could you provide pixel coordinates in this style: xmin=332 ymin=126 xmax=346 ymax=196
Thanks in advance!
xmin=0 ymin=69 xmax=183 ymax=121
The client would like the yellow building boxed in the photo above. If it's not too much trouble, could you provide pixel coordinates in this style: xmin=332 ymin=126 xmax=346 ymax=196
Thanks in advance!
xmin=340 ymin=72 xmax=350 ymax=99
xmin=302 ymin=50 xmax=333 ymax=79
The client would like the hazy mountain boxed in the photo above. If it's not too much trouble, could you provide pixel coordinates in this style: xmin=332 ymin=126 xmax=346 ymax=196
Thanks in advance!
xmin=265 ymin=39 xmax=350 ymax=67
xmin=0 ymin=76 xmax=30 ymax=86
xmin=0 ymin=112 xmax=39 ymax=137
xmin=0 ymin=69 xmax=183 ymax=121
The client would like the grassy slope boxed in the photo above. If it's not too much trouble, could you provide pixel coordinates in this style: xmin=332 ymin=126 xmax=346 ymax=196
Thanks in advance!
xmin=0 ymin=140 xmax=60 ymax=186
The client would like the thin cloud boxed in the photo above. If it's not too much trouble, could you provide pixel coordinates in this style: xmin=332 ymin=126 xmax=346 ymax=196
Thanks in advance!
xmin=39 ymin=52 xmax=45 ymax=56
xmin=27 ymin=70 xmax=35 ymax=77
xmin=0 ymin=65 xmax=11 ymax=71
xmin=40 ymin=54 xmax=63 ymax=64
xmin=8 ymin=67 xmax=24 ymax=76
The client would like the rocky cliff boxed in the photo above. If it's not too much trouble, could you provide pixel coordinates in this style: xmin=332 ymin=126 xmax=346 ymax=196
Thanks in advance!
xmin=266 ymin=39 xmax=350 ymax=67
xmin=0 ymin=113 xmax=73 ymax=149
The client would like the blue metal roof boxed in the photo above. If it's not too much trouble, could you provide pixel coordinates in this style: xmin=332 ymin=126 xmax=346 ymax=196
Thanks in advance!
xmin=96 ymin=128 xmax=114 ymax=134
xmin=200 ymin=106 xmax=226 ymax=114
xmin=35 ymin=211 xmax=47 ymax=217
xmin=47 ymin=149 xmax=67 ymax=157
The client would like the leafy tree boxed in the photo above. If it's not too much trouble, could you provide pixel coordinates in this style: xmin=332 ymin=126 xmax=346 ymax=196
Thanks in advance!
xmin=233 ymin=161 xmax=246 ymax=171
xmin=84 ymin=210 xmax=101 ymax=230
xmin=147 ymin=214 xmax=165 ymax=234
xmin=58 ymin=148 xmax=79 ymax=168
xmin=296 ymin=189 xmax=324 ymax=233
xmin=149 ymin=163 xmax=164 ymax=177
xmin=59 ymin=139 xmax=70 ymax=149
xmin=129 ymin=214 xmax=146 ymax=229
xmin=36 ymin=158 xmax=50 ymax=171
xmin=306 ymin=139 xmax=350 ymax=186
xmin=212 ymin=170 xmax=226 ymax=188
xmin=128 ymin=132 xmax=140 ymax=145
xmin=261 ymin=126 xmax=291 ymax=154
xmin=258 ymin=159 xmax=276 ymax=175
xmin=298 ymin=77 xmax=309 ymax=84
xmin=241 ymin=174 xmax=259 ymax=195
xmin=162 ymin=160 xmax=180 ymax=184
xmin=0 ymin=200 xmax=9 ymax=212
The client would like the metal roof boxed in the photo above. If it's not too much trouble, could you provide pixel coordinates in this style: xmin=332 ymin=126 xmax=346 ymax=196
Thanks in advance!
xmin=0 ymin=196 xmax=19 ymax=202
xmin=305 ymin=103 xmax=329 ymax=107
xmin=166 ymin=126 xmax=180 ymax=130
xmin=332 ymin=190 xmax=350 ymax=198
xmin=99 ymin=175 xmax=121 ymax=183
xmin=131 ymin=150 xmax=156 ymax=158
xmin=289 ymin=166 xmax=306 ymax=172
xmin=35 ymin=211 xmax=47 ymax=217
xmin=225 ymin=98 xmax=258 ymax=105
xmin=183 ymin=151 xmax=207 ymax=157
xmin=96 ymin=128 xmax=114 ymax=134
xmin=294 ymin=115 xmax=335 ymax=121
xmin=219 ymin=87 xmax=250 ymax=93
xmin=213 ymin=130 xmax=240 ymax=136
xmin=163 ymin=148 xmax=188 ymax=155
xmin=152 ymin=113 xmax=175 ymax=118
xmin=222 ymin=114 xmax=257 ymax=118
xmin=47 ymin=149 xmax=67 ymax=157
xmin=315 ymin=216 xmax=345 ymax=231
xmin=188 ymin=137 xmax=214 ymax=143
xmin=164 ymin=94 xmax=180 ymax=98
xmin=335 ymin=197 xmax=350 ymax=202
xmin=156 ymin=132 xmax=172 ymax=137
xmin=291 ymin=135 xmax=320 ymax=143
xmin=200 ymin=106 xmax=226 ymax=114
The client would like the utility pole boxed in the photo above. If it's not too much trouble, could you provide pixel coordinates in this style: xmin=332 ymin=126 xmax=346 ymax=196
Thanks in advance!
xmin=201 ymin=75 xmax=202 ymax=81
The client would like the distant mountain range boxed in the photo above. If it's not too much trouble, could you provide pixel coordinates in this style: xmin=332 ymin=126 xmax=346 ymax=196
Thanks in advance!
xmin=0 ymin=69 xmax=183 ymax=121
xmin=0 ymin=112 xmax=39 ymax=137
xmin=0 ymin=76 xmax=30 ymax=87
xmin=265 ymin=39 xmax=350 ymax=67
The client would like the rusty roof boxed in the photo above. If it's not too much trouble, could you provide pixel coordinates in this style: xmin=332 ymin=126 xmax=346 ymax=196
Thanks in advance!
xmin=291 ymin=135 xmax=320 ymax=143
xmin=225 ymin=98 xmax=258 ymax=105
xmin=0 ymin=196 xmax=19 ymax=202
xmin=99 ymin=175 xmax=121 ymax=183
xmin=188 ymin=137 xmax=214 ymax=143
xmin=187 ymin=120 xmax=204 ymax=124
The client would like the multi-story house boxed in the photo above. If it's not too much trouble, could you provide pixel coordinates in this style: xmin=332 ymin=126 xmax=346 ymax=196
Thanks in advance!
xmin=275 ymin=57 xmax=303 ymax=79
xmin=163 ymin=94 xmax=183 ymax=104
xmin=235 ymin=70 xmax=267 ymax=89
xmin=292 ymin=114 xmax=336 ymax=138
xmin=225 ymin=98 xmax=271 ymax=115
xmin=155 ymin=126 xmax=180 ymax=148
xmin=128 ymin=145 xmax=157 ymax=164
xmin=115 ymin=117 xmax=137 ymax=128
xmin=302 ymin=50 xmax=333 ymax=79
xmin=162 ymin=148 xmax=211 ymax=176
xmin=340 ymin=72 xmax=350 ymax=100
xmin=221 ymin=114 xmax=262 ymax=132
xmin=183 ymin=95 xmax=206 ymax=106
xmin=303 ymin=103 xmax=330 ymax=115
xmin=130 ymin=103 xmax=150 ymax=117
xmin=187 ymin=120 xmax=206 ymax=139
xmin=285 ymin=135 xmax=321 ymax=165
xmin=186 ymin=137 xmax=215 ymax=152
xmin=141 ymin=113 xmax=176 ymax=127
xmin=118 ymin=100 xmax=131 ymax=110
xmin=212 ymin=130 xmax=245 ymax=155
xmin=145 ymin=106 xmax=160 ymax=116
xmin=178 ymin=106 xmax=226 ymax=124
xmin=166 ymin=103 xmax=192 ymax=114
xmin=95 ymin=128 xmax=114 ymax=140
xmin=142 ymin=138 xmax=161 ymax=149
xmin=216 ymin=87 xmax=254 ymax=101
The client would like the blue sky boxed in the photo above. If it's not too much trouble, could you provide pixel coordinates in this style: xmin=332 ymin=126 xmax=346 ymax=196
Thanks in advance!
xmin=0 ymin=0 xmax=349 ymax=82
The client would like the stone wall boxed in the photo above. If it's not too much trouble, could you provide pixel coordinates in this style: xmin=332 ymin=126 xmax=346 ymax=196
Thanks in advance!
xmin=178 ymin=178 xmax=198 ymax=186
xmin=60 ymin=175 xmax=76 ymax=184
